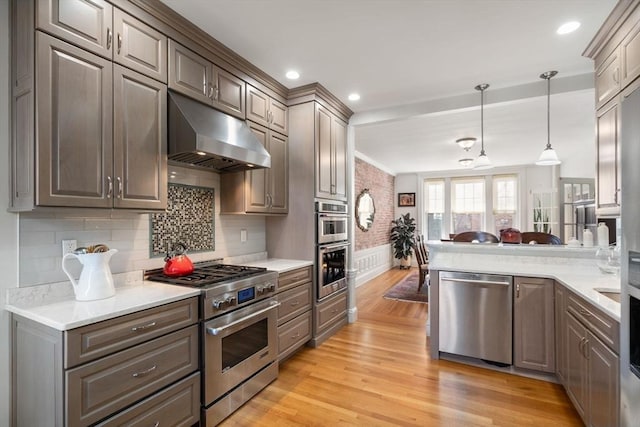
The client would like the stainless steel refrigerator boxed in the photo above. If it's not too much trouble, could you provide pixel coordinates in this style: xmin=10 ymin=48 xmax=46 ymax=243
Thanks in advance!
xmin=620 ymin=80 xmax=640 ymax=426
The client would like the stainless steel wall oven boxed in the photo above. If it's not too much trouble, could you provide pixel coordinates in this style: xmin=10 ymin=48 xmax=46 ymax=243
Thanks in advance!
xmin=316 ymin=200 xmax=349 ymax=300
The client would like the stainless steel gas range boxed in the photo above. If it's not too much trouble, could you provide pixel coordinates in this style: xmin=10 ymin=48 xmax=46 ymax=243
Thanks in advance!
xmin=146 ymin=262 xmax=280 ymax=426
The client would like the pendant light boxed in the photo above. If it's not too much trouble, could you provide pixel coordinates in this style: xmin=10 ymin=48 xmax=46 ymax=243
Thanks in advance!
xmin=456 ymin=137 xmax=476 ymax=151
xmin=473 ymin=83 xmax=492 ymax=170
xmin=536 ymin=70 xmax=562 ymax=166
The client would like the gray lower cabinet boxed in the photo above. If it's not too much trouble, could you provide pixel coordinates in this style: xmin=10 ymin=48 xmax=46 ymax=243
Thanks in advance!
xmin=513 ymin=277 xmax=555 ymax=373
xmin=168 ymin=39 xmax=245 ymax=119
xmin=555 ymin=283 xmax=567 ymax=383
xmin=312 ymin=289 xmax=348 ymax=347
xmin=275 ymin=266 xmax=313 ymax=361
xmin=563 ymin=290 xmax=620 ymax=427
xmin=221 ymin=122 xmax=288 ymax=214
xmin=11 ymin=297 xmax=200 ymax=427
xmin=12 ymin=2 xmax=168 ymax=211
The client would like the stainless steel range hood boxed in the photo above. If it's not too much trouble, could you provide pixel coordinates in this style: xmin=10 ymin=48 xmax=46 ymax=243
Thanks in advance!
xmin=168 ymin=91 xmax=270 ymax=172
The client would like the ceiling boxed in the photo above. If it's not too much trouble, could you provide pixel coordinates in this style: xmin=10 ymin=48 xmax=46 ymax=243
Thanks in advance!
xmin=161 ymin=0 xmax=618 ymax=174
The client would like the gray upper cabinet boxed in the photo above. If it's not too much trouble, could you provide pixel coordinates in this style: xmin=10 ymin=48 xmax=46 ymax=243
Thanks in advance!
xmin=220 ymin=122 xmax=288 ymax=214
xmin=36 ymin=0 xmax=113 ymax=58
xmin=36 ymin=32 xmax=113 ymax=208
xmin=595 ymin=48 xmax=620 ymax=109
xmin=513 ymin=277 xmax=555 ymax=373
xmin=113 ymin=9 xmax=167 ymax=83
xmin=595 ymin=97 xmax=621 ymax=216
xmin=168 ymin=39 xmax=245 ymax=118
xmin=113 ymin=65 xmax=167 ymax=210
xmin=315 ymin=104 xmax=347 ymax=201
xmin=36 ymin=0 xmax=167 ymax=83
xmin=247 ymin=84 xmax=288 ymax=135
xmin=13 ymin=1 xmax=168 ymax=211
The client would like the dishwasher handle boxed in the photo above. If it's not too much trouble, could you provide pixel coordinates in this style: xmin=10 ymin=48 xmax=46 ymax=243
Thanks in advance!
xmin=441 ymin=277 xmax=511 ymax=287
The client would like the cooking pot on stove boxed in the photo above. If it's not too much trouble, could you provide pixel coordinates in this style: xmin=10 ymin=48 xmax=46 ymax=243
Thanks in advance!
xmin=500 ymin=228 xmax=522 ymax=244
xmin=163 ymin=242 xmax=194 ymax=277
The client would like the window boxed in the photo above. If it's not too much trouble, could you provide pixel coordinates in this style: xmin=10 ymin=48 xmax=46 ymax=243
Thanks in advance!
xmin=493 ymin=175 xmax=518 ymax=235
xmin=425 ymin=180 xmax=444 ymax=240
xmin=451 ymin=178 xmax=485 ymax=234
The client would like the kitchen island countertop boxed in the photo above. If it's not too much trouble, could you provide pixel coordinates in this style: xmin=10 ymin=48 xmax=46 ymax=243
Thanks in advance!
xmin=242 ymin=258 xmax=313 ymax=274
xmin=427 ymin=241 xmax=621 ymax=320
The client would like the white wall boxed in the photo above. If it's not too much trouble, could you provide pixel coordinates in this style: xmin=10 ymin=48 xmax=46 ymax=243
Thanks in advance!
xmin=1 ymin=0 xmax=19 ymax=423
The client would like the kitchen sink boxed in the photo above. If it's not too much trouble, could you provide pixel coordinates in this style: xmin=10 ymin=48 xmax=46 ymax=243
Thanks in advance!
xmin=594 ymin=288 xmax=621 ymax=303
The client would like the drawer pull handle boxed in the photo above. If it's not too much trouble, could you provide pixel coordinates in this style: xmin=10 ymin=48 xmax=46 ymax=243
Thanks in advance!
xmin=291 ymin=332 xmax=300 ymax=339
xmin=153 ymin=422 xmax=160 ymax=427
xmin=132 ymin=364 xmax=157 ymax=378
xmin=579 ymin=308 xmax=592 ymax=317
xmin=131 ymin=321 xmax=157 ymax=332
xmin=290 ymin=300 xmax=300 ymax=307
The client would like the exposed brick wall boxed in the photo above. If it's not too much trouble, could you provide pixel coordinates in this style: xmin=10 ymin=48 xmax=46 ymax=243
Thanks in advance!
xmin=354 ymin=158 xmax=395 ymax=251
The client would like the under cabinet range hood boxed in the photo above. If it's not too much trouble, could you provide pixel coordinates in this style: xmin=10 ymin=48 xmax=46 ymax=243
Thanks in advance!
xmin=168 ymin=91 xmax=270 ymax=172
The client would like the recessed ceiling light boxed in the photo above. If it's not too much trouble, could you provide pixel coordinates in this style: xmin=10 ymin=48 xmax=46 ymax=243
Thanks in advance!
xmin=348 ymin=93 xmax=360 ymax=101
xmin=557 ymin=21 xmax=580 ymax=35
xmin=286 ymin=70 xmax=300 ymax=80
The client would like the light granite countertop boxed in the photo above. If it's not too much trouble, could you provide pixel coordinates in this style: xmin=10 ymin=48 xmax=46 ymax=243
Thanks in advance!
xmin=4 ymin=272 xmax=200 ymax=331
xmin=242 ymin=258 xmax=313 ymax=274
xmin=427 ymin=241 xmax=621 ymax=320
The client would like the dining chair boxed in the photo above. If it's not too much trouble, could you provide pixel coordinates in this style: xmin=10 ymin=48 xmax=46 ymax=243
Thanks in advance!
xmin=452 ymin=231 xmax=499 ymax=243
xmin=521 ymin=232 xmax=563 ymax=245
xmin=413 ymin=235 xmax=429 ymax=291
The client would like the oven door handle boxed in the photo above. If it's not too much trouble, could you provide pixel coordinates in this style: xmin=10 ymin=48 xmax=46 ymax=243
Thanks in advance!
xmin=319 ymin=242 xmax=351 ymax=251
xmin=206 ymin=301 xmax=280 ymax=336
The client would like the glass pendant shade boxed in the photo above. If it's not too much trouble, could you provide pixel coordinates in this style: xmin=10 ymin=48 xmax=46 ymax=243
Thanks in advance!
xmin=474 ymin=153 xmax=492 ymax=170
xmin=459 ymin=158 xmax=474 ymax=167
xmin=456 ymin=137 xmax=476 ymax=151
xmin=537 ymin=71 xmax=561 ymax=166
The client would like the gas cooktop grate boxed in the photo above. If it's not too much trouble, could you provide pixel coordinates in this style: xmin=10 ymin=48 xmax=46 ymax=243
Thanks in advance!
xmin=145 ymin=263 xmax=267 ymax=287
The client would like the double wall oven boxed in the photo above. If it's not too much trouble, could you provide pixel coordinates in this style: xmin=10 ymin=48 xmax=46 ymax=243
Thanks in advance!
xmin=316 ymin=200 xmax=349 ymax=300
xmin=147 ymin=263 xmax=279 ymax=426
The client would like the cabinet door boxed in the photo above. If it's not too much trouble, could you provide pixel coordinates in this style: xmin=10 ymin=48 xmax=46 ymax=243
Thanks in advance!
xmin=36 ymin=0 xmax=113 ymax=59
xmin=513 ymin=277 xmax=555 ymax=372
xmin=595 ymin=98 xmax=620 ymax=215
xmin=212 ymin=66 xmax=245 ymax=119
xmin=621 ymin=21 xmax=640 ymax=88
xmin=555 ymin=284 xmax=567 ymax=383
xmin=565 ymin=313 xmax=588 ymax=420
xmin=245 ymin=123 xmax=269 ymax=212
xmin=587 ymin=331 xmax=619 ymax=427
xmin=36 ymin=32 xmax=113 ymax=207
xmin=595 ymin=48 xmax=620 ymax=109
xmin=268 ymin=132 xmax=288 ymax=214
xmin=113 ymin=65 xmax=167 ymax=210
xmin=168 ymin=39 xmax=211 ymax=105
xmin=269 ymin=98 xmax=288 ymax=135
xmin=246 ymin=84 xmax=270 ymax=127
xmin=113 ymin=9 xmax=167 ymax=83
xmin=315 ymin=104 xmax=333 ymax=199
xmin=332 ymin=116 xmax=347 ymax=201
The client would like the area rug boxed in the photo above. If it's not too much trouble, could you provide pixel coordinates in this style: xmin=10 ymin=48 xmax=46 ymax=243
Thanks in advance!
xmin=383 ymin=271 xmax=428 ymax=303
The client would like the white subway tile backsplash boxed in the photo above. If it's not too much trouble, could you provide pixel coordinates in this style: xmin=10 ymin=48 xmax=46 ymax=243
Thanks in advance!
xmin=18 ymin=166 xmax=267 ymax=287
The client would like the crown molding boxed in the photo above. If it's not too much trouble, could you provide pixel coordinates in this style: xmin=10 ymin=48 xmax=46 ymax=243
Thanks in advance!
xmin=583 ymin=0 xmax=640 ymax=59
xmin=288 ymin=83 xmax=354 ymax=121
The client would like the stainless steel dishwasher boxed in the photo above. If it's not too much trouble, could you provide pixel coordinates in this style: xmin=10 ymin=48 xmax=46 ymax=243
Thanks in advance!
xmin=438 ymin=271 xmax=513 ymax=365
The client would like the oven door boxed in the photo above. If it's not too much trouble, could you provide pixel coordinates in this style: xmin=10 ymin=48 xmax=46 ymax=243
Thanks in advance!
xmin=203 ymin=298 xmax=279 ymax=405
xmin=317 ymin=214 xmax=348 ymax=244
xmin=317 ymin=242 xmax=349 ymax=300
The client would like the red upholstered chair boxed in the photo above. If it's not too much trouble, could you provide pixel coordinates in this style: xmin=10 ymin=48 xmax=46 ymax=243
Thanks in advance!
xmin=452 ymin=231 xmax=499 ymax=243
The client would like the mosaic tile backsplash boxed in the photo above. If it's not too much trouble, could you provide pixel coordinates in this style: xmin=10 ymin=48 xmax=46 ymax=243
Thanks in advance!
xmin=150 ymin=183 xmax=215 ymax=257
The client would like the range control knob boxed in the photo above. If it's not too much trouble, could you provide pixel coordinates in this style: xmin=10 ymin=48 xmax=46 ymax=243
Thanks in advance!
xmin=266 ymin=283 xmax=276 ymax=292
xmin=224 ymin=296 xmax=236 ymax=308
xmin=212 ymin=299 xmax=224 ymax=310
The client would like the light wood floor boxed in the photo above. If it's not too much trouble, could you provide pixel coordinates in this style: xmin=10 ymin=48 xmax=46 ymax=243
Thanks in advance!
xmin=220 ymin=268 xmax=582 ymax=426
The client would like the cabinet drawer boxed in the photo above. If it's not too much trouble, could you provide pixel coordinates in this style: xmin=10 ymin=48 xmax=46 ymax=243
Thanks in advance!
xmin=65 ymin=297 xmax=198 ymax=368
xmin=66 ymin=325 xmax=199 ymax=427
xmin=567 ymin=291 xmax=619 ymax=351
xmin=96 ymin=372 xmax=200 ymax=427
xmin=278 ymin=265 xmax=312 ymax=292
xmin=278 ymin=311 xmax=311 ymax=360
xmin=277 ymin=282 xmax=312 ymax=325
xmin=316 ymin=291 xmax=347 ymax=331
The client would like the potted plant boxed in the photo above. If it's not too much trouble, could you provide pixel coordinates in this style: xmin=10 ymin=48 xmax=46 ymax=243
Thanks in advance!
xmin=390 ymin=213 xmax=416 ymax=269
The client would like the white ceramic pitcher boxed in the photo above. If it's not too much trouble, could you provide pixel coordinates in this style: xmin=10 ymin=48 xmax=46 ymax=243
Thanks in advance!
xmin=62 ymin=249 xmax=118 ymax=301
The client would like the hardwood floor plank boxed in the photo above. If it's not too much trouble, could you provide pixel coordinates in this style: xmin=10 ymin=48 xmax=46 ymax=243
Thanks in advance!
xmin=220 ymin=268 xmax=582 ymax=426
